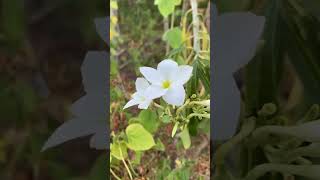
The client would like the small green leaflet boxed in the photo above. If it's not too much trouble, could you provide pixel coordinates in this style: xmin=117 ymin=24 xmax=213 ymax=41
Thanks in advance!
xmin=154 ymin=139 xmax=165 ymax=151
xmin=172 ymin=122 xmax=179 ymax=137
xmin=126 ymin=123 xmax=155 ymax=151
xmin=154 ymin=0 xmax=182 ymax=18
xmin=110 ymin=142 xmax=128 ymax=160
xmin=138 ymin=109 xmax=159 ymax=133
xmin=179 ymin=127 xmax=191 ymax=149
xmin=163 ymin=27 xmax=183 ymax=49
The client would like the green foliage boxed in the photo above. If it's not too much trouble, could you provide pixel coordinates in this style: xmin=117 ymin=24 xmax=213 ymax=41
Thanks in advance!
xmin=163 ymin=27 xmax=183 ymax=49
xmin=111 ymin=142 xmax=128 ymax=160
xmin=154 ymin=0 xmax=182 ymax=18
xmin=137 ymin=109 xmax=159 ymax=133
xmin=155 ymin=158 xmax=194 ymax=180
xmin=246 ymin=0 xmax=284 ymax=114
xmin=1 ymin=0 xmax=25 ymax=52
xmin=126 ymin=123 xmax=155 ymax=151
xmin=88 ymin=155 xmax=107 ymax=180
xmin=110 ymin=0 xmax=210 ymax=178
xmin=179 ymin=127 xmax=191 ymax=149
xmin=154 ymin=139 xmax=165 ymax=151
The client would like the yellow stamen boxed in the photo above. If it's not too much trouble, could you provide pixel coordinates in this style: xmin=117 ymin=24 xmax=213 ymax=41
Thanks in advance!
xmin=162 ymin=80 xmax=171 ymax=89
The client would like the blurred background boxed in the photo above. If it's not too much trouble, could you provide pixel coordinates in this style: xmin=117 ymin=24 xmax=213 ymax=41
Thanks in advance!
xmin=0 ymin=0 xmax=107 ymax=179
xmin=213 ymin=0 xmax=320 ymax=179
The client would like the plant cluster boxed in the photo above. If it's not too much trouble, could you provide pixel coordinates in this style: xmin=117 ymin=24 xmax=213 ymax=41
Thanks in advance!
xmin=110 ymin=0 xmax=210 ymax=179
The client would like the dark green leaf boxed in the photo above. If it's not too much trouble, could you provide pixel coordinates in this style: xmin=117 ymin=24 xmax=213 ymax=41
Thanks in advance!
xmin=138 ymin=109 xmax=159 ymax=133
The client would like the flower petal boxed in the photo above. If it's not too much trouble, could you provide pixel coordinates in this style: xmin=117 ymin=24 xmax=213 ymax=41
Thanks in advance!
xmin=144 ymin=85 xmax=167 ymax=100
xmin=136 ymin=78 xmax=150 ymax=92
xmin=173 ymin=65 xmax=193 ymax=85
xmin=138 ymin=99 xmax=152 ymax=109
xmin=163 ymin=85 xmax=185 ymax=106
xmin=140 ymin=67 xmax=163 ymax=85
xmin=123 ymin=99 xmax=139 ymax=109
xmin=157 ymin=59 xmax=179 ymax=80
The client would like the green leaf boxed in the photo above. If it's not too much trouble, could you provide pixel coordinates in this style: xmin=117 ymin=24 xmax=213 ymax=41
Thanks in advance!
xmin=0 ymin=85 xmax=20 ymax=122
xmin=154 ymin=0 xmax=181 ymax=18
xmin=212 ymin=165 xmax=234 ymax=180
xmin=110 ymin=1 xmax=118 ymax=9
xmin=163 ymin=27 xmax=183 ymax=49
xmin=126 ymin=123 xmax=155 ymax=151
xmin=15 ymin=81 xmax=37 ymax=115
xmin=187 ymin=59 xmax=200 ymax=97
xmin=1 ymin=0 xmax=25 ymax=52
xmin=197 ymin=59 xmax=210 ymax=93
xmin=179 ymin=127 xmax=191 ymax=149
xmin=89 ymin=154 xmax=107 ymax=180
xmin=132 ymin=151 xmax=142 ymax=165
xmin=161 ymin=115 xmax=171 ymax=124
xmin=245 ymin=0 xmax=284 ymax=114
xmin=172 ymin=122 xmax=179 ymax=137
xmin=138 ymin=109 xmax=159 ymax=133
xmin=154 ymin=139 xmax=165 ymax=151
xmin=282 ymin=4 xmax=320 ymax=105
xmin=188 ymin=118 xmax=199 ymax=136
xmin=111 ymin=142 xmax=128 ymax=160
xmin=301 ymin=0 xmax=320 ymax=20
xmin=110 ymin=59 xmax=118 ymax=76
xmin=128 ymin=117 xmax=140 ymax=124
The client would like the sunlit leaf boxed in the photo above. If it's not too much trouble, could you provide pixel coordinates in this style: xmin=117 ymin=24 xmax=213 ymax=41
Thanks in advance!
xmin=111 ymin=142 xmax=128 ymax=160
xmin=126 ymin=123 xmax=155 ymax=151
xmin=179 ymin=127 xmax=191 ymax=149
xmin=154 ymin=0 xmax=181 ymax=17
xmin=163 ymin=27 xmax=183 ymax=49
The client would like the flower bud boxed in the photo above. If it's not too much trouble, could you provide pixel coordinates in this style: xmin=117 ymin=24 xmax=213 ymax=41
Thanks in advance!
xmin=258 ymin=103 xmax=277 ymax=116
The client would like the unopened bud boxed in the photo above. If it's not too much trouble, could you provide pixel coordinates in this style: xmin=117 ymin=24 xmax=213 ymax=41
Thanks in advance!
xmin=258 ymin=103 xmax=277 ymax=116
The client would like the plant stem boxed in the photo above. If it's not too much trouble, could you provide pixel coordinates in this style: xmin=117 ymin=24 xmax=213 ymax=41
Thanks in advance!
xmin=127 ymin=158 xmax=138 ymax=177
xmin=110 ymin=168 xmax=122 ymax=180
xmin=187 ymin=113 xmax=210 ymax=119
xmin=171 ymin=8 xmax=175 ymax=29
xmin=214 ymin=117 xmax=256 ymax=166
xmin=243 ymin=163 xmax=320 ymax=180
xmin=153 ymin=102 xmax=164 ymax=110
xmin=190 ymin=0 xmax=200 ymax=54
xmin=164 ymin=17 xmax=169 ymax=55
xmin=176 ymin=99 xmax=190 ymax=116
xmin=119 ymin=144 xmax=133 ymax=179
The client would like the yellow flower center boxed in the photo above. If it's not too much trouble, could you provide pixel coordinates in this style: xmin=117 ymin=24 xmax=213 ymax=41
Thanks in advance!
xmin=162 ymin=80 xmax=171 ymax=89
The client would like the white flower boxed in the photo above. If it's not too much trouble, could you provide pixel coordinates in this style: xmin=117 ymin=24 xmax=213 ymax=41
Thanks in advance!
xmin=123 ymin=78 xmax=153 ymax=109
xmin=139 ymin=59 xmax=193 ymax=106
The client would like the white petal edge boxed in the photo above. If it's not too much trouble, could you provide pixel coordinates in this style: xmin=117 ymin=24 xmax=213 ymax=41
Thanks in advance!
xmin=136 ymin=77 xmax=150 ymax=92
xmin=162 ymin=85 xmax=185 ymax=106
xmin=123 ymin=99 xmax=139 ymax=109
xmin=140 ymin=67 xmax=163 ymax=85
xmin=173 ymin=65 xmax=193 ymax=85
